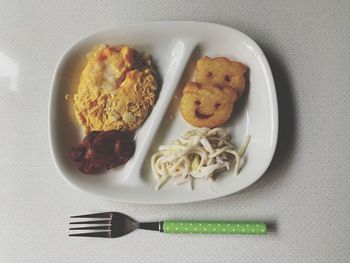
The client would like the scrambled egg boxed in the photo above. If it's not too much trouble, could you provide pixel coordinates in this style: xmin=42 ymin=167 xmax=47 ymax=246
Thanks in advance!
xmin=73 ymin=44 xmax=157 ymax=133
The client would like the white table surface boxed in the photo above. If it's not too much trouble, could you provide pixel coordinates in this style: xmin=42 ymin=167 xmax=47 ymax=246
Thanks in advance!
xmin=1 ymin=0 xmax=349 ymax=262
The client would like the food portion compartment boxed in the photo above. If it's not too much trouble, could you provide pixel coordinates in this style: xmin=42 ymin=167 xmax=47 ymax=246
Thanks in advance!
xmin=140 ymin=29 xmax=277 ymax=197
xmin=50 ymin=30 xmax=196 ymax=196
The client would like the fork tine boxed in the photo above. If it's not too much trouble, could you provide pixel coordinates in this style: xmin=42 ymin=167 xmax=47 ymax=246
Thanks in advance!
xmin=69 ymin=226 xmax=111 ymax=231
xmin=70 ymin=220 xmax=111 ymax=225
xmin=69 ymin=231 xmax=111 ymax=238
xmin=70 ymin=212 xmax=112 ymax=219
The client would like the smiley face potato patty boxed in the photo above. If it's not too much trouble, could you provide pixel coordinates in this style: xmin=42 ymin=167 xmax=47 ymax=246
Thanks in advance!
xmin=195 ymin=56 xmax=247 ymax=97
xmin=180 ymin=56 xmax=247 ymax=128
xmin=180 ymin=82 xmax=237 ymax=128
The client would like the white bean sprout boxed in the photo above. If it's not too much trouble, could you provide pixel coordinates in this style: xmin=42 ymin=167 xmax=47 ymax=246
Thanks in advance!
xmin=151 ymin=127 xmax=250 ymax=190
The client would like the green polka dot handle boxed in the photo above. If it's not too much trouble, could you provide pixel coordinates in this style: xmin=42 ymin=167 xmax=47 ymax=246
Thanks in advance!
xmin=163 ymin=221 xmax=266 ymax=235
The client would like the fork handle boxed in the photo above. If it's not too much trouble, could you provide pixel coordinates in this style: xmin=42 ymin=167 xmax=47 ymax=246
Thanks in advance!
xmin=162 ymin=221 xmax=266 ymax=235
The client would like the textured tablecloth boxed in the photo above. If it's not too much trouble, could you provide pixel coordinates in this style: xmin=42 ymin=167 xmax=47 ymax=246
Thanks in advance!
xmin=1 ymin=0 xmax=349 ymax=262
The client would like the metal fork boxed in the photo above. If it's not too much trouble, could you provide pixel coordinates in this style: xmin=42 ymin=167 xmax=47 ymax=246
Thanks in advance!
xmin=69 ymin=212 xmax=267 ymax=238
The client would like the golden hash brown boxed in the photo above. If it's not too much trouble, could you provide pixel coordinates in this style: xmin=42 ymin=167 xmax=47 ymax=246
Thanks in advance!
xmin=180 ymin=82 xmax=237 ymax=128
xmin=195 ymin=56 xmax=247 ymax=97
xmin=73 ymin=44 xmax=157 ymax=133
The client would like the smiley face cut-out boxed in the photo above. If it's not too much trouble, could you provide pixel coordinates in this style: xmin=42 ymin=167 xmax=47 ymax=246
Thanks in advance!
xmin=195 ymin=57 xmax=247 ymax=97
xmin=180 ymin=82 xmax=237 ymax=128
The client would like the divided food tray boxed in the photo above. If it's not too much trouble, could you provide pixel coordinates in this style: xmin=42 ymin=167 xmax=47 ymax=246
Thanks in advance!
xmin=49 ymin=21 xmax=278 ymax=204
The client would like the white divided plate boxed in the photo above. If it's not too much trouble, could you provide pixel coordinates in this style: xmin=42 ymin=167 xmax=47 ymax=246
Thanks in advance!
xmin=49 ymin=21 xmax=278 ymax=204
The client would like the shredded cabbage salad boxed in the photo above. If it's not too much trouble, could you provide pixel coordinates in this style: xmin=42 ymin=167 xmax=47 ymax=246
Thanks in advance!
xmin=151 ymin=128 xmax=250 ymax=190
